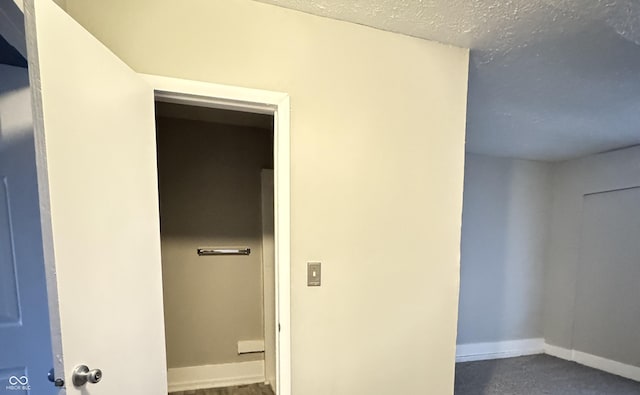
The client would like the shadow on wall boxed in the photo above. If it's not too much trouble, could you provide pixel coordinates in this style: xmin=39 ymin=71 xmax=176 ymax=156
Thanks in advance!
xmin=155 ymin=115 xmax=274 ymax=369
xmin=456 ymin=155 xmax=510 ymax=393
xmin=156 ymin=117 xmax=273 ymax=240
xmin=457 ymin=154 xmax=549 ymax=345
xmin=457 ymin=156 xmax=510 ymax=343
xmin=456 ymin=154 xmax=552 ymax=390
xmin=0 ymin=34 xmax=27 ymax=69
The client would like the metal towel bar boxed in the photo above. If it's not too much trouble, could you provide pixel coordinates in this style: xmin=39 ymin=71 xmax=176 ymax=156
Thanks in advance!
xmin=197 ymin=247 xmax=251 ymax=256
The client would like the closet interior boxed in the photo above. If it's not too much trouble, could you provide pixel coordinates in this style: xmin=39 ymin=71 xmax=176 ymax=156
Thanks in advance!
xmin=155 ymin=102 xmax=277 ymax=395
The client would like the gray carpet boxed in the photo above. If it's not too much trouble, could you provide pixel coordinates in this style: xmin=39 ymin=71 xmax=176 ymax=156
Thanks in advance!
xmin=455 ymin=354 xmax=640 ymax=395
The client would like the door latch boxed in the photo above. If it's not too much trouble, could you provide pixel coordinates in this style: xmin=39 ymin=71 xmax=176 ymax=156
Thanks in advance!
xmin=48 ymin=368 xmax=65 ymax=387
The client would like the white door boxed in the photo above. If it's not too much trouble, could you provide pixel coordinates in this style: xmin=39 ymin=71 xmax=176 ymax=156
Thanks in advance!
xmin=0 ymin=64 xmax=54 ymax=395
xmin=25 ymin=0 xmax=167 ymax=393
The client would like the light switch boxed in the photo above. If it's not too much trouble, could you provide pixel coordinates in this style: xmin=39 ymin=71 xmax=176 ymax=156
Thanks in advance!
xmin=307 ymin=262 xmax=321 ymax=286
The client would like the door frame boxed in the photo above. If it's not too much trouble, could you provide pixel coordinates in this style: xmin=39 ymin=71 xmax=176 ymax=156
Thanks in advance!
xmin=140 ymin=74 xmax=292 ymax=395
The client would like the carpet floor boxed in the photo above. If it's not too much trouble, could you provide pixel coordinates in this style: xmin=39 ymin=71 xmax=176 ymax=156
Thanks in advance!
xmin=170 ymin=383 xmax=274 ymax=395
xmin=455 ymin=354 xmax=640 ymax=395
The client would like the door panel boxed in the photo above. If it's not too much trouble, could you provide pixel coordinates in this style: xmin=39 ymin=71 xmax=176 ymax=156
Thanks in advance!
xmin=0 ymin=367 xmax=28 ymax=395
xmin=0 ymin=177 xmax=20 ymax=327
xmin=0 ymin=64 xmax=54 ymax=395
xmin=25 ymin=0 xmax=167 ymax=393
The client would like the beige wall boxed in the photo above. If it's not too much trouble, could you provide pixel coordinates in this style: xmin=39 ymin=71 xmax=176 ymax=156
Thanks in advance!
xmin=156 ymin=115 xmax=272 ymax=368
xmin=65 ymin=1 xmax=470 ymax=393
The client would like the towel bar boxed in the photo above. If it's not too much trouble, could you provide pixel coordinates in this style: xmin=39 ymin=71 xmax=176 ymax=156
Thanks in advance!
xmin=197 ymin=247 xmax=251 ymax=256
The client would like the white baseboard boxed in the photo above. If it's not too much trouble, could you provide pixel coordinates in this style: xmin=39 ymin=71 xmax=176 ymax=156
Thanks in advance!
xmin=543 ymin=343 xmax=574 ymax=360
xmin=456 ymin=338 xmax=545 ymax=362
xmin=544 ymin=343 xmax=640 ymax=383
xmin=167 ymin=360 xmax=265 ymax=392
xmin=456 ymin=339 xmax=640 ymax=383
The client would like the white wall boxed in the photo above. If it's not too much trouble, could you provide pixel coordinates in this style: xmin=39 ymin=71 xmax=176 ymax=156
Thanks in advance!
xmin=63 ymin=1 xmax=470 ymax=393
xmin=457 ymin=153 xmax=551 ymax=345
xmin=544 ymin=145 xmax=640 ymax=365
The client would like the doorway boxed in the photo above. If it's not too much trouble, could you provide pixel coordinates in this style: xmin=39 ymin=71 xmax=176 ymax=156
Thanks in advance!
xmin=140 ymin=74 xmax=292 ymax=395
xmin=4 ymin=0 xmax=293 ymax=390
xmin=154 ymin=101 xmax=277 ymax=395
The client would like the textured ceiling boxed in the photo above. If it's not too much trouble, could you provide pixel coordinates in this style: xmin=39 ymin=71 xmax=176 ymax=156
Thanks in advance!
xmin=254 ymin=0 xmax=640 ymax=161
